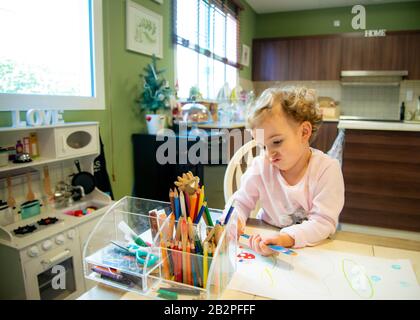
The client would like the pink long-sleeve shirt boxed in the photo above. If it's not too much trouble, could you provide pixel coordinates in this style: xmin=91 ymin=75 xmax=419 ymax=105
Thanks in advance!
xmin=231 ymin=148 xmax=345 ymax=248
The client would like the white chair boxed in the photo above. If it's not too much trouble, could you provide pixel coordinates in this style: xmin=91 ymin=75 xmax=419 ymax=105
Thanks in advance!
xmin=223 ymin=139 xmax=263 ymax=218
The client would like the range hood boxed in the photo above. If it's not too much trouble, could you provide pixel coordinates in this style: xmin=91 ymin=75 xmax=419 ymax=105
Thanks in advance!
xmin=340 ymin=70 xmax=408 ymax=86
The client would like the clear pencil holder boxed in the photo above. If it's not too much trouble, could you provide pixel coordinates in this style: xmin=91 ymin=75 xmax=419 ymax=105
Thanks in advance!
xmin=83 ymin=196 xmax=237 ymax=300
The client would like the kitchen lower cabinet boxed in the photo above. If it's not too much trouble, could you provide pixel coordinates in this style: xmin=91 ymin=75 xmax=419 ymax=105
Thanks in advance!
xmin=341 ymin=129 xmax=420 ymax=232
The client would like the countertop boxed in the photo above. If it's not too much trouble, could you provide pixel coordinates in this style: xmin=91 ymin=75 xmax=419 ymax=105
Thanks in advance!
xmin=338 ymin=120 xmax=420 ymax=132
xmin=78 ymin=219 xmax=420 ymax=300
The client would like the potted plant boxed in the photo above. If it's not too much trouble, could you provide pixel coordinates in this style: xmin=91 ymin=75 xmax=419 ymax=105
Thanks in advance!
xmin=138 ymin=55 xmax=173 ymax=134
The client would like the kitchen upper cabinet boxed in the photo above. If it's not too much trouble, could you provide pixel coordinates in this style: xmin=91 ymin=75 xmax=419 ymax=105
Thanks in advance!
xmin=341 ymin=34 xmax=409 ymax=71
xmin=406 ymin=33 xmax=420 ymax=80
xmin=252 ymin=39 xmax=289 ymax=81
xmin=253 ymin=36 xmax=341 ymax=81
xmin=253 ymin=31 xmax=420 ymax=81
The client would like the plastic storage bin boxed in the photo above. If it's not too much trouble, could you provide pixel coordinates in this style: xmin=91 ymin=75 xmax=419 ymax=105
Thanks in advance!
xmin=83 ymin=196 xmax=237 ymax=300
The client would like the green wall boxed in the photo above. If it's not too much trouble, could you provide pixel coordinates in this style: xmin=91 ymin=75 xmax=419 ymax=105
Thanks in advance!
xmin=255 ymin=1 xmax=420 ymax=38
xmin=238 ymin=0 xmax=257 ymax=80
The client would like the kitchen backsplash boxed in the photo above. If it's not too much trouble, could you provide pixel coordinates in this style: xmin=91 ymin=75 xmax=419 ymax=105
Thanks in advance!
xmin=252 ymin=80 xmax=420 ymax=120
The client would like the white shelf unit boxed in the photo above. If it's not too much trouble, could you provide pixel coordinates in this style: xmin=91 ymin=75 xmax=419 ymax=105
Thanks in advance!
xmin=0 ymin=122 xmax=100 ymax=175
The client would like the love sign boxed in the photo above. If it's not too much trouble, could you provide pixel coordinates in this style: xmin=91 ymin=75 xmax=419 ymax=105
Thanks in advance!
xmin=11 ymin=109 xmax=65 ymax=127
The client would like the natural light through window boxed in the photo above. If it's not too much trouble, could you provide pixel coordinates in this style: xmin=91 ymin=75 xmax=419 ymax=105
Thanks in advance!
xmin=0 ymin=0 xmax=105 ymax=110
xmin=175 ymin=0 xmax=238 ymax=100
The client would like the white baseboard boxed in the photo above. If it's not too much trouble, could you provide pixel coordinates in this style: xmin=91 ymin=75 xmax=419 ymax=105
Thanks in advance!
xmin=337 ymin=223 xmax=420 ymax=242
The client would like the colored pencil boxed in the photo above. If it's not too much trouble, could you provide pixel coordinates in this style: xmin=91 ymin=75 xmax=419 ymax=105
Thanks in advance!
xmin=160 ymin=240 xmax=171 ymax=279
xmin=189 ymin=193 xmax=197 ymax=222
xmin=181 ymin=219 xmax=188 ymax=283
xmin=179 ymin=190 xmax=187 ymax=218
xmin=174 ymin=188 xmax=180 ymax=219
xmin=203 ymin=241 xmax=208 ymax=288
xmin=175 ymin=216 xmax=182 ymax=241
xmin=186 ymin=241 xmax=192 ymax=285
xmin=204 ymin=205 xmax=214 ymax=227
xmin=176 ymin=241 xmax=183 ymax=282
xmin=169 ymin=189 xmax=175 ymax=215
xmin=184 ymin=191 xmax=190 ymax=217
xmin=168 ymin=212 xmax=175 ymax=240
xmin=197 ymin=186 xmax=205 ymax=218
xmin=194 ymin=202 xmax=206 ymax=224
xmin=190 ymin=242 xmax=200 ymax=287
xmin=167 ymin=240 xmax=174 ymax=275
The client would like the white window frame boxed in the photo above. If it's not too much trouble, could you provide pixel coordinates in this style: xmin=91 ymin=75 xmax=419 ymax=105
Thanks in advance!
xmin=0 ymin=0 xmax=105 ymax=111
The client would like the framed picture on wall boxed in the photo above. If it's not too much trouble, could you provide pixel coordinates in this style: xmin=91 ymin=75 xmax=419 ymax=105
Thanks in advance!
xmin=126 ymin=0 xmax=163 ymax=58
xmin=241 ymin=44 xmax=250 ymax=67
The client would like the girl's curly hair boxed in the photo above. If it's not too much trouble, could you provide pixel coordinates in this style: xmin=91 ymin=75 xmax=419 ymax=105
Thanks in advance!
xmin=247 ymin=86 xmax=323 ymax=141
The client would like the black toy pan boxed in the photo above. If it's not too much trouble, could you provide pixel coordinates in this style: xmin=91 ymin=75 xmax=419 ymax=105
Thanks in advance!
xmin=71 ymin=160 xmax=95 ymax=195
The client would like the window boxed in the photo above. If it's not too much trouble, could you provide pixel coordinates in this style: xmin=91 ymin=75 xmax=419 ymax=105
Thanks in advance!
xmin=174 ymin=0 xmax=241 ymax=100
xmin=0 ymin=0 xmax=105 ymax=110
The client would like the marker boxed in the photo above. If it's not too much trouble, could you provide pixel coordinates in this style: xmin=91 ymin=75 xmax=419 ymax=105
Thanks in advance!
xmin=240 ymin=234 xmax=297 ymax=256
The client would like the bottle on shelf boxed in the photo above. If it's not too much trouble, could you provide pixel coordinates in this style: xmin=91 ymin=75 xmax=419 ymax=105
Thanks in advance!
xmin=23 ymin=137 xmax=31 ymax=154
xmin=15 ymin=140 xmax=23 ymax=156
xmin=29 ymin=132 xmax=39 ymax=157
xmin=400 ymin=101 xmax=405 ymax=121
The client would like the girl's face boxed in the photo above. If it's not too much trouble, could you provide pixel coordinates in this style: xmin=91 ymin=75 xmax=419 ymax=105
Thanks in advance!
xmin=252 ymin=106 xmax=312 ymax=171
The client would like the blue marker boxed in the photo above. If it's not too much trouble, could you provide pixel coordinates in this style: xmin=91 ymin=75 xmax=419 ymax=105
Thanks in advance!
xmin=223 ymin=205 xmax=235 ymax=225
xmin=240 ymin=234 xmax=297 ymax=256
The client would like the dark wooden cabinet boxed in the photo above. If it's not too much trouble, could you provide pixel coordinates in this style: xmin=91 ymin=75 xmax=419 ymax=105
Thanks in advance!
xmin=253 ymin=30 xmax=420 ymax=81
xmin=253 ymin=36 xmax=341 ymax=81
xmin=341 ymin=129 xmax=420 ymax=232
xmin=253 ymin=39 xmax=289 ymax=81
xmin=406 ymin=33 xmax=420 ymax=79
xmin=341 ymin=33 xmax=410 ymax=71
xmin=310 ymin=121 xmax=338 ymax=153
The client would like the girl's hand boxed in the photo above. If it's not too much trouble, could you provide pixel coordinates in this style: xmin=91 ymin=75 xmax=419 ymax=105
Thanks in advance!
xmin=236 ymin=217 xmax=246 ymax=240
xmin=248 ymin=233 xmax=295 ymax=256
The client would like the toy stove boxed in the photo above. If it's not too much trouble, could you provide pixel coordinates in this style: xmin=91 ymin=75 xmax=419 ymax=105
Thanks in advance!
xmin=13 ymin=217 xmax=61 ymax=237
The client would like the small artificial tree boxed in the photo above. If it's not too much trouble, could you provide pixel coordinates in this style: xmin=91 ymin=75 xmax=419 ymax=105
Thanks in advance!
xmin=138 ymin=54 xmax=172 ymax=114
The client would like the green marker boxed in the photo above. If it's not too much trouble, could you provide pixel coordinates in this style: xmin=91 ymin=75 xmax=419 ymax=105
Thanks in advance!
xmin=204 ymin=205 xmax=213 ymax=227
xmin=157 ymin=289 xmax=178 ymax=300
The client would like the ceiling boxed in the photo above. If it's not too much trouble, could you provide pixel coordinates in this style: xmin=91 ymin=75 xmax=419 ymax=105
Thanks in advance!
xmin=245 ymin=0 xmax=418 ymax=14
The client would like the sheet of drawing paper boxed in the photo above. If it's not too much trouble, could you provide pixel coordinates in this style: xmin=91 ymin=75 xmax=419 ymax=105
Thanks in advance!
xmin=229 ymin=246 xmax=420 ymax=300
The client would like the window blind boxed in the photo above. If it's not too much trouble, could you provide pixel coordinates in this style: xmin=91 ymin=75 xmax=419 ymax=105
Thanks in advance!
xmin=174 ymin=0 xmax=242 ymax=69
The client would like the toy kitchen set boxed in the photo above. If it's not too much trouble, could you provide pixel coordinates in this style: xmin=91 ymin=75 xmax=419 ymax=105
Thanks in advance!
xmin=0 ymin=121 xmax=112 ymax=300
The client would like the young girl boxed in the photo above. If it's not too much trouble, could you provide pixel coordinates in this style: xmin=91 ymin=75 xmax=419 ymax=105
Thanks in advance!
xmin=230 ymin=86 xmax=344 ymax=256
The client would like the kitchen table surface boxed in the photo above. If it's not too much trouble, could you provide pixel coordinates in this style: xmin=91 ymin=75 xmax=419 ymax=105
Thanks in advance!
xmin=78 ymin=219 xmax=420 ymax=300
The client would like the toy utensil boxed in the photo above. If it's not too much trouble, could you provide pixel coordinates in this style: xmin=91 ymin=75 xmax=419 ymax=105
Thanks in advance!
xmin=43 ymin=166 xmax=54 ymax=199
xmin=26 ymin=172 xmax=36 ymax=201
xmin=6 ymin=176 xmax=16 ymax=209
